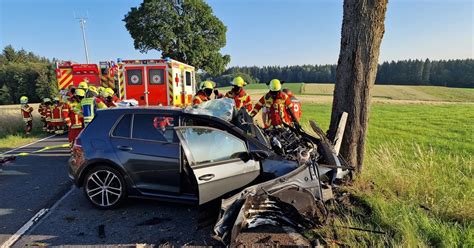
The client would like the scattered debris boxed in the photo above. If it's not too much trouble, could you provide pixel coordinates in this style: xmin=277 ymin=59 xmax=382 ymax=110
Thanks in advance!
xmin=136 ymin=217 xmax=171 ymax=226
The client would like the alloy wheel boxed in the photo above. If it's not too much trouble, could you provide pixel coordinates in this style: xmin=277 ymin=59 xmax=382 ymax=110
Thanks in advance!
xmin=85 ymin=170 xmax=123 ymax=207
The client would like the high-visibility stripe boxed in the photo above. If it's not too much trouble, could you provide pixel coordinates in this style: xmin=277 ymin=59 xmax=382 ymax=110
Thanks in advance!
xmin=58 ymin=69 xmax=73 ymax=90
xmin=59 ymin=74 xmax=73 ymax=89
xmin=168 ymin=70 xmax=173 ymax=105
xmin=117 ymin=63 xmax=125 ymax=99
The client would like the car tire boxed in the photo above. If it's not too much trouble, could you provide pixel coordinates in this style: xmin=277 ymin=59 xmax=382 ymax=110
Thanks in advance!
xmin=83 ymin=165 xmax=127 ymax=210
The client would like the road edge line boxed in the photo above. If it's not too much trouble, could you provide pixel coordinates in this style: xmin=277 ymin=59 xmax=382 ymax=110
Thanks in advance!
xmin=0 ymin=134 xmax=57 ymax=156
xmin=0 ymin=186 xmax=74 ymax=248
xmin=0 ymin=209 xmax=49 ymax=248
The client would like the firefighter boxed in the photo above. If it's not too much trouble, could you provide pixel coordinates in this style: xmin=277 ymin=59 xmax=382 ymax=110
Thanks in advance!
xmin=193 ymin=81 xmax=215 ymax=105
xmin=81 ymin=86 xmax=99 ymax=127
xmin=20 ymin=96 xmax=34 ymax=135
xmin=250 ymin=79 xmax=294 ymax=129
xmin=225 ymin=76 xmax=252 ymax=111
xmin=43 ymin=98 xmax=54 ymax=133
xmin=62 ymin=89 xmax=85 ymax=146
xmin=78 ymin=81 xmax=89 ymax=91
xmin=282 ymin=88 xmax=302 ymax=121
xmin=50 ymin=97 xmax=65 ymax=134
xmin=102 ymin=88 xmax=118 ymax=107
xmin=38 ymin=98 xmax=49 ymax=131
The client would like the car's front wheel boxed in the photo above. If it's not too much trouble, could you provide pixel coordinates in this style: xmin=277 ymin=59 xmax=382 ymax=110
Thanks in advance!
xmin=83 ymin=166 xmax=127 ymax=209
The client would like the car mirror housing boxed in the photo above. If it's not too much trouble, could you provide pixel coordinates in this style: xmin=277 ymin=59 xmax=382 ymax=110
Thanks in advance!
xmin=250 ymin=150 xmax=269 ymax=161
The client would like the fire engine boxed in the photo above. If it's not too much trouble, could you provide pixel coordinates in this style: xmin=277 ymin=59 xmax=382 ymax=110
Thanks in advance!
xmin=55 ymin=61 xmax=116 ymax=91
xmin=116 ymin=58 xmax=196 ymax=106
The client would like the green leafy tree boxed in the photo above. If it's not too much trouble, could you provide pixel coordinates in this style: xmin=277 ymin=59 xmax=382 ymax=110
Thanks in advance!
xmin=123 ymin=0 xmax=230 ymax=76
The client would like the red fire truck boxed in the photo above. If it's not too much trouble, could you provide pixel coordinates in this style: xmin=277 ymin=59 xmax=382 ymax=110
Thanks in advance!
xmin=117 ymin=58 xmax=196 ymax=106
xmin=55 ymin=61 xmax=116 ymax=91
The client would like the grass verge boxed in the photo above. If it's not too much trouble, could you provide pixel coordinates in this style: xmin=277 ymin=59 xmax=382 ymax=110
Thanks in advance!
xmin=300 ymin=103 xmax=473 ymax=246
xmin=0 ymin=104 xmax=49 ymax=153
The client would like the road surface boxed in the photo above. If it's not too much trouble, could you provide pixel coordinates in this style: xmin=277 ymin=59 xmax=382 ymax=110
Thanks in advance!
xmin=0 ymin=135 xmax=218 ymax=247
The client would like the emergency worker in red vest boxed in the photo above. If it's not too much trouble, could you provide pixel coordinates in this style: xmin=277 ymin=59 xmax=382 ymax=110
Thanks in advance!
xmin=38 ymin=98 xmax=51 ymax=131
xmin=50 ymin=97 xmax=65 ymax=134
xmin=225 ymin=76 xmax=252 ymax=111
xmin=20 ymin=96 xmax=34 ymax=135
xmin=250 ymin=79 xmax=294 ymax=129
xmin=193 ymin=81 xmax=215 ymax=105
xmin=62 ymin=89 xmax=85 ymax=146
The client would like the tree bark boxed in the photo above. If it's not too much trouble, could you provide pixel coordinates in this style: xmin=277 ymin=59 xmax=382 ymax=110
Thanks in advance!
xmin=328 ymin=0 xmax=388 ymax=173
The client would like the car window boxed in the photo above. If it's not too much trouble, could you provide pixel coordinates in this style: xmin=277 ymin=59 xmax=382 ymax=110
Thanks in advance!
xmin=112 ymin=114 xmax=132 ymax=138
xmin=132 ymin=114 xmax=176 ymax=142
xmin=177 ymin=127 xmax=247 ymax=165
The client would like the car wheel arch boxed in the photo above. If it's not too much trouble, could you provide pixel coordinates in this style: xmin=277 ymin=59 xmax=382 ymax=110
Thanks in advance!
xmin=78 ymin=159 xmax=130 ymax=188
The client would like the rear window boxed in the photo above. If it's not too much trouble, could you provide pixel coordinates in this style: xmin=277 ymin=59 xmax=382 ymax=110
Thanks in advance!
xmin=112 ymin=114 xmax=132 ymax=138
xmin=132 ymin=114 xmax=176 ymax=142
xmin=148 ymin=68 xmax=165 ymax=85
xmin=127 ymin=69 xmax=143 ymax=85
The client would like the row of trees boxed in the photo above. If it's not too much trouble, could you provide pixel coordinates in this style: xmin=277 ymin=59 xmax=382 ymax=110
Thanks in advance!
xmin=0 ymin=45 xmax=58 ymax=104
xmin=209 ymin=59 xmax=473 ymax=88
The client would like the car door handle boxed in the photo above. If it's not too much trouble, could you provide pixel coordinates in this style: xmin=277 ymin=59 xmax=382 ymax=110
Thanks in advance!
xmin=117 ymin=145 xmax=133 ymax=152
xmin=198 ymin=174 xmax=215 ymax=181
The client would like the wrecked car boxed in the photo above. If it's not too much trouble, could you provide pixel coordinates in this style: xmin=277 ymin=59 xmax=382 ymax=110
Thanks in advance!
xmin=69 ymin=99 xmax=350 ymax=243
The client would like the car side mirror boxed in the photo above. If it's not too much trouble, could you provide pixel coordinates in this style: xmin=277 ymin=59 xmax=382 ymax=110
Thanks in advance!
xmin=237 ymin=151 xmax=269 ymax=162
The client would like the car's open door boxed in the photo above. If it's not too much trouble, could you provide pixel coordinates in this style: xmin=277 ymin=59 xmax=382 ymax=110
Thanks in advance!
xmin=175 ymin=126 xmax=260 ymax=205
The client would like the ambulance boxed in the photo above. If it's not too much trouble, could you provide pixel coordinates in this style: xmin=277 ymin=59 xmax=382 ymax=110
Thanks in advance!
xmin=117 ymin=58 xmax=196 ymax=106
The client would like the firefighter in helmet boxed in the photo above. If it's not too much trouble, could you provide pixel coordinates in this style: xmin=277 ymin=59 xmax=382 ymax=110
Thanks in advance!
xmin=38 ymin=98 xmax=51 ymax=131
xmin=62 ymin=89 xmax=85 ymax=146
xmin=20 ymin=96 xmax=34 ymax=135
xmin=80 ymin=86 xmax=99 ymax=127
xmin=193 ymin=81 xmax=215 ymax=105
xmin=50 ymin=97 xmax=65 ymax=134
xmin=225 ymin=76 xmax=252 ymax=111
xmin=102 ymin=88 xmax=118 ymax=108
xmin=78 ymin=81 xmax=88 ymax=91
xmin=250 ymin=79 xmax=294 ymax=129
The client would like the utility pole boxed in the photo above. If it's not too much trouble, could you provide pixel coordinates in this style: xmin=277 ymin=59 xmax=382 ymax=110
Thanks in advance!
xmin=77 ymin=16 xmax=90 ymax=63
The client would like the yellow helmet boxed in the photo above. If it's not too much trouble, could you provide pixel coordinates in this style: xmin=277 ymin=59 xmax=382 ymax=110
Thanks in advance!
xmin=269 ymin=79 xmax=282 ymax=91
xmin=97 ymin=86 xmax=105 ymax=95
xmin=75 ymin=88 xmax=86 ymax=97
xmin=78 ymin=81 xmax=89 ymax=90
xmin=231 ymin=76 xmax=246 ymax=87
xmin=43 ymin=98 xmax=51 ymax=103
xmin=20 ymin=96 xmax=28 ymax=104
xmin=53 ymin=97 xmax=60 ymax=102
xmin=200 ymin=80 xmax=215 ymax=90
xmin=104 ymin=88 xmax=115 ymax=97
xmin=89 ymin=86 xmax=98 ymax=94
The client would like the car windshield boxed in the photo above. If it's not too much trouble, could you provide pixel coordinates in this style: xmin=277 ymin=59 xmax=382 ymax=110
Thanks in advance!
xmin=184 ymin=98 xmax=235 ymax=121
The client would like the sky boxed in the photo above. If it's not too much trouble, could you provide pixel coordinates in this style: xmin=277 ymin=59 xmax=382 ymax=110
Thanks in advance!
xmin=0 ymin=0 xmax=472 ymax=66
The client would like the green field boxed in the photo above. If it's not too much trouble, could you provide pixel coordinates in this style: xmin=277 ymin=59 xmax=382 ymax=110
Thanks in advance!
xmin=300 ymin=103 xmax=474 ymax=246
xmin=238 ymin=83 xmax=474 ymax=103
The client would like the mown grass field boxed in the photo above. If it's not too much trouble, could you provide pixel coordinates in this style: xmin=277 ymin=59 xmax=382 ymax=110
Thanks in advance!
xmin=299 ymin=103 xmax=473 ymax=246
xmin=0 ymin=104 xmax=48 ymax=153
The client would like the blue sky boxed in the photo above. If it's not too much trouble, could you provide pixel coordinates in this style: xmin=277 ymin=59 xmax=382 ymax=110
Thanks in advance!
xmin=1 ymin=0 xmax=472 ymax=66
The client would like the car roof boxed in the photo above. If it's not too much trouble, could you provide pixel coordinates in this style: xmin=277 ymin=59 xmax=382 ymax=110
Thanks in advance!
xmin=97 ymin=106 xmax=184 ymax=115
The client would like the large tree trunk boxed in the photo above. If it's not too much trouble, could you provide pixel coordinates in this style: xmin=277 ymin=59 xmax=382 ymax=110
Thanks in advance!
xmin=328 ymin=0 xmax=388 ymax=173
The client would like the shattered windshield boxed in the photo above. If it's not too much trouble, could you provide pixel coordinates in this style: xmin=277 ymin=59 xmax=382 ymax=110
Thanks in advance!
xmin=184 ymin=98 xmax=236 ymax=121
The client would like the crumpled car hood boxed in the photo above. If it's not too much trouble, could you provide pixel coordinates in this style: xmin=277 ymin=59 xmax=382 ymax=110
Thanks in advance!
xmin=213 ymin=160 xmax=328 ymax=244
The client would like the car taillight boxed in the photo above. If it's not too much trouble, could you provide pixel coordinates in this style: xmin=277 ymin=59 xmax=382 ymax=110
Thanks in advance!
xmin=71 ymin=138 xmax=85 ymax=169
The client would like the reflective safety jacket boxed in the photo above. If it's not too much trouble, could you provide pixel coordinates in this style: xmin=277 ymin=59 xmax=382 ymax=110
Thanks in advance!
xmin=81 ymin=97 xmax=97 ymax=126
xmin=62 ymin=101 xmax=83 ymax=129
xmin=225 ymin=88 xmax=252 ymax=111
xmin=95 ymin=97 xmax=108 ymax=109
xmin=250 ymin=91 xmax=294 ymax=129
xmin=50 ymin=103 xmax=64 ymax=124
xmin=192 ymin=91 xmax=210 ymax=105
xmin=21 ymin=104 xmax=33 ymax=122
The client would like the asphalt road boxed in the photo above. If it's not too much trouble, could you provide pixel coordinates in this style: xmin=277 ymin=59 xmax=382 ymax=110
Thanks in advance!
xmin=0 ymin=135 xmax=71 ymax=246
xmin=0 ymin=135 xmax=218 ymax=247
